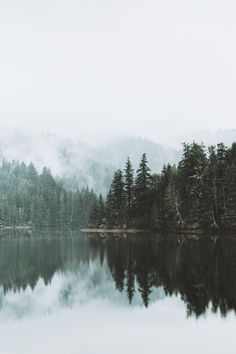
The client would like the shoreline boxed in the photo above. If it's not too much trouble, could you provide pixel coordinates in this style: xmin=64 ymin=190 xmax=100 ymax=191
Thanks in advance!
xmin=0 ymin=226 xmax=34 ymax=231
xmin=80 ymin=228 xmax=152 ymax=234
xmin=0 ymin=226 xmax=235 ymax=236
xmin=80 ymin=228 xmax=236 ymax=235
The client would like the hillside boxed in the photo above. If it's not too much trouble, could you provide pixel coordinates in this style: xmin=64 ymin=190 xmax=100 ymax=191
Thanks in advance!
xmin=0 ymin=129 xmax=180 ymax=194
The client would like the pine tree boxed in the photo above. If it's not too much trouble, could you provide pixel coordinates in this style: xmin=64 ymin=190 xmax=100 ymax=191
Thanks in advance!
xmin=105 ymin=189 xmax=115 ymax=228
xmin=149 ymin=173 xmax=161 ymax=229
xmin=108 ymin=170 xmax=126 ymax=227
xmin=216 ymin=143 xmax=228 ymax=227
xmin=162 ymin=165 xmax=183 ymax=229
xmin=59 ymin=190 xmax=66 ymax=228
xmin=199 ymin=146 xmax=218 ymax=228
xmin=97 ymin=194 xmax=105 ymax=227
xmin=89 ymin=196 xmax=99 ymax=227
xmin=134 ymin=153 xmax=152 ymax=228
xmin=124 ymin=157 xmax=134 ymax=226
xmin=224 ymin=143 xmax=236 ymax=227
xmin=178 ymin=143 xmax=207 ymax=228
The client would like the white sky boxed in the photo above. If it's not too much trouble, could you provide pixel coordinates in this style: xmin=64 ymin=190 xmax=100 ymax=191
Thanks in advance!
xmin=0 ymin=0 xmax=236 ymax=141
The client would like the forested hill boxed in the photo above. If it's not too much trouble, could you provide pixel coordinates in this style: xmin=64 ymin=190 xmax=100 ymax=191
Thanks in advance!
xmin=1 ymin=141 xmax=236 ymax=230
xmin=0 ymin=129 xmax=180 ymax=194
xmin=0 ymin=161 xmax=96 ymax=228
xmin=88 ymin=142 xmax=236 ymax=230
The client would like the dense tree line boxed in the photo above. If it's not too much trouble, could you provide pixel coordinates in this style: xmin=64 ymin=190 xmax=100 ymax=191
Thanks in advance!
xmin=0 ymin=160 xmax=96 ymax=228
xmin=89 ymin=142 xmax=236 ymax=230
xmin=1 ymin=141 xmax=235 ymax=230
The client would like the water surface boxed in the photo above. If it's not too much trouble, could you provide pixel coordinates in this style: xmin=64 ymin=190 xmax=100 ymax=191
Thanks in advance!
xmin=0 ymin=230 xmax=235 ymax=354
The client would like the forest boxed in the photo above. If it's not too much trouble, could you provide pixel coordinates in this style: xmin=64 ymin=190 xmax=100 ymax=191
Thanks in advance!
xmin=0 ymin=160 xmax=96 ymax=228
xmin=89 ymin=142 xmax=236 ymax=230
xmin=0 ymin=141 xmax=235 ymax=230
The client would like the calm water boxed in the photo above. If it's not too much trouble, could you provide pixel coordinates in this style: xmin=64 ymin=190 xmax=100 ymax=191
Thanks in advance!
xmin=0 ymin=230 xmax=235 ymax=354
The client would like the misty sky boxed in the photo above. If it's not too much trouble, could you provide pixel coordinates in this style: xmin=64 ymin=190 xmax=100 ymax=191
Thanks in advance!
xmin=1 ymin=0 xmax=236 ymax=141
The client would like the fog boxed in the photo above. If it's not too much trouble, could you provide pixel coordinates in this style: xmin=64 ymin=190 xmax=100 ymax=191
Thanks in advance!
xmin=0 ymin=127 xmax=235 ymax=193
xmin=1 ymin=0 xmax=236 ymax=142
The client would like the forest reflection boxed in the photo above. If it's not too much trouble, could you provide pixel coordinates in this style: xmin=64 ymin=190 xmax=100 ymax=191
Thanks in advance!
xmin=0 ymin=231 xmax=236 ymax=317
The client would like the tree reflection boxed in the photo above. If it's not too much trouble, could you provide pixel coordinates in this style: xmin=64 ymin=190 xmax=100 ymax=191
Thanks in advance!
xmin=0 ymin=231 xmax=236 ymax=317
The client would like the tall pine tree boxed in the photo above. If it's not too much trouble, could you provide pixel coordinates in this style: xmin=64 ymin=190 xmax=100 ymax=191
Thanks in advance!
xmin=124 ymin=157 xmax=134 ymax=226
xmin=134 ymin=153 xmax=152 ymax=228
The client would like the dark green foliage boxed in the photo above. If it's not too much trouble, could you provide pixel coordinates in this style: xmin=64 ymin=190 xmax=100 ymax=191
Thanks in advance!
xmin=159 ymin=165 xmax=183 ymax=229
xmin=124 ymin=157 xmax=134 ymax=226
xmin=178 ymin=143 xmax=207 ymax=228
xmin=2 ymin=140 xmax=236 ymax=231
xmin=105 ymin=170 xmax=126 ymax=227
xmin=105 ymin=189 xmax=115 ymax=228
xmin=224 ymin=143 xmax=236 ymax=227
xmin=88 ymin=194 xmax=106 ymax=228
xmin=0 ymin=161 xmax=95 ymax=229
xmin=98 ymin=194 xmax=106 ymax=227
xmin=134 ymin=153 xmax=152 ymax=228
xmin=92 ymin=142 xmax=236 ymax=230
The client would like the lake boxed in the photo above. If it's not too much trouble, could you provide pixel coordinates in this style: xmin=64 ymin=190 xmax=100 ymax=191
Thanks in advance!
xmin=0 ymin=230 xmax=235 ymax=354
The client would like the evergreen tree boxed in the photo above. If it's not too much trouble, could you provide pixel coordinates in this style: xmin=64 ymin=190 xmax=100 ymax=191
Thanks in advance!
xmin=215 ymin=143 xmax=228 ymax=227
xmin=224 ymin=143 xmax=236 ymax=227
xmin=149 ymin=173 xmax=161 ymax=229
xmin=88 ymin=195 xmax=99 ymax=227
xmin=134 ymin=153 xmax=152 ymax=227
xmin=97 ymin=194 xmax=105 ymax=227
xmin=178 ymin=143 xmax=207 ymax=228
xmin=59 ymin=190 xmax=66 ymax=228
xmin=124 ymin=157 xmax=134 ymax=226
xmin=162 ymin=165 xmax=183 ymax=229
xmin=107 ymin=170 xmax=126 ymax=227
xmin=105 ymin=189 xmax=115 ymax=228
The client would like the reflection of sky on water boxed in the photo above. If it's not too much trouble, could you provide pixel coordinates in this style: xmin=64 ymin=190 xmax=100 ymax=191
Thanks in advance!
xmin=0 ymin=260 xmax=164 ymax=320
xmin=0 ymin=262 xmax=235 ymax=354
xmin=0 ymin=287 xmax=235 ymax=354
xmin=0 ymin=232 xmax=236 ymax=354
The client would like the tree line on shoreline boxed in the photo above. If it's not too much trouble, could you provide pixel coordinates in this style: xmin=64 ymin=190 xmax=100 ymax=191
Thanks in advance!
xmin=0 ymin=141 xmax=235 ymax=230
xmin=89 ymin=142 xmax=236 ymax=230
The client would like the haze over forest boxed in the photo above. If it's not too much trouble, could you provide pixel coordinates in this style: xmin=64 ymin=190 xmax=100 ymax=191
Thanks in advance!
xmin=1 ymin=0 xmax=236 ymax=187
xmin=0 ymin=127 xmax=235 ymax=194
